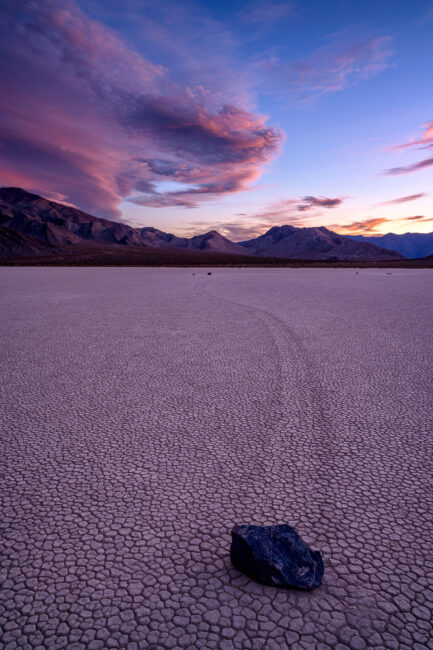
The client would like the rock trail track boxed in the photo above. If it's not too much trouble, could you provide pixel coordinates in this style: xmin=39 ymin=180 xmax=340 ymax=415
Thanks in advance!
xmin=1 ymin=267 xmax=432 ymax=649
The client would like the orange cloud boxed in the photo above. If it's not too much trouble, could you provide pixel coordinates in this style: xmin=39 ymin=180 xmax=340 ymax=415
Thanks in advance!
xmin=423 ymin=120 xmax=433 ymax=140
xmin=331 ymin=217 xmax=391 ymax=235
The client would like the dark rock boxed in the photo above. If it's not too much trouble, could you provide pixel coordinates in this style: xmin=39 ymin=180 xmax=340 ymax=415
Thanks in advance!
xmin=207 ymin=272 xmax=212 ymax=275
xmin=230 ymin=524 xmax=324 ymax=590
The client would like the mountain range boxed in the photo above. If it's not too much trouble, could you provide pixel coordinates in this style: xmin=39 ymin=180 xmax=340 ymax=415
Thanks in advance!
xmin=348 ymin=232 xmax=433 ymax=259
xmin=0 ymin=187 xmax=249 ymax=257
xmin=1 ymin=187 xmax=432 ymax=262
xmin=238 ymin=225 xmax=403 ymax=261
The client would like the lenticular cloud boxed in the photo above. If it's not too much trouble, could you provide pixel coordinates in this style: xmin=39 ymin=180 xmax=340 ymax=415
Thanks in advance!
xmin=0 ymin=0 xmax=282 ymax=217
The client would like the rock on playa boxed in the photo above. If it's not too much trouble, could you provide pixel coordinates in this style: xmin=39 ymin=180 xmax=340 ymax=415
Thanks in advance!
xmin=230 ymin=524 xmax=324 ymax=590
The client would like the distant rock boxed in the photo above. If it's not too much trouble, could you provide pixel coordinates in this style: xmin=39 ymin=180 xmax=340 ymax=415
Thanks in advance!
xmin=230 ymin=524 xmax=324 ymax=590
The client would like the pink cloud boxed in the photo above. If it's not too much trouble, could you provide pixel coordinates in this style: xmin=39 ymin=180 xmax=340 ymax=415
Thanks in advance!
xmin=383 ymin=120 xmax=433 ymax=178
xmin=0 ymin=1 xmax=282 ymax=218
xmin=380 ymin=193 xmax=426 ymax=205
xmin=392 ymin=119 xmax=433 ymax=151
xmin=384 ymin=157 xmax=433 ymax=176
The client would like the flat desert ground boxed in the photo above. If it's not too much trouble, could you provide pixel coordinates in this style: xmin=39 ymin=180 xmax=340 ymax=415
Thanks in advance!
xmin=1 ymin=267 xmax=432 ymax=650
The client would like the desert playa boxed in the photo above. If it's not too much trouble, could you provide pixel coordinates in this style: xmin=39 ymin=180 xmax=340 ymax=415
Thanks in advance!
xmin=1 ymin=267 xmax=432 ymax=649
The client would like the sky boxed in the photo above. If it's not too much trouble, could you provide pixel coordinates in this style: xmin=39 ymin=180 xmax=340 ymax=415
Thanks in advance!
xmin=0 ymin=0 xmax=432 ymax=239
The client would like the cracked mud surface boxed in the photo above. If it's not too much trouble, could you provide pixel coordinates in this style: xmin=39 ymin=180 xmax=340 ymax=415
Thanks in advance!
xmin=1 ymin=267 xmax=432 ymax=650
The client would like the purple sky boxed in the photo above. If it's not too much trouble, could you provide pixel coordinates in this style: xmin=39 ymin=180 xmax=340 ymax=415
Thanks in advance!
xmin=0 ymin=0 xmax=432 ymax=238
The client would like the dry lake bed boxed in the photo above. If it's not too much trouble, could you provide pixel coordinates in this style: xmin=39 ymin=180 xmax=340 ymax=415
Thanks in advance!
xmin=1 ymin=267 xmax=432 ymax=650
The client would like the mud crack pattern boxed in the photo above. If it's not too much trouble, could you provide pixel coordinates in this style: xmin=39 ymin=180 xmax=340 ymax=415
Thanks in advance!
xmin=1 ymin=268 xmax=432 ymax=649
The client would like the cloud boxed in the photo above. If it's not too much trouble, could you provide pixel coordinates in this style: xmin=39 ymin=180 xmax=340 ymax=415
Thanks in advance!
xmin=297 ymin=195 xmax=344 ymax=211
xmin=182 ymin=198 xmax=306 ymax=239
xmin=423 ymin=120 xmax=433 ymax=141
xmin=246 ymin=198 xmax=299 ymax=221
xmin=384 ymin=157 xmax=433 ymax=176
xmin=404 ymin=215 xmax=433 ymax=223
xmin=244 ymin=194 xmax=346 ymax=220
xmin=380 ymin=193 xmax=426 ymax=205
xmin=331 ymin=217 xmax=391 ymax=235
xmin=331 ymin=213 xmax=433 ymax=236
xmin=392 ymin=119 xmax=433 ymax=150
xmin=92 ymin=0 xmax=249 ymax=104
xmin=184 ymin=193 xmax=346 ymax=240
xmin=261 ymin=35 xmax=393 ymax=104
xmin=384 ymin=120 xmax=433 ymax=177
xmin=0 ymin=0 xmax=282 ymax=218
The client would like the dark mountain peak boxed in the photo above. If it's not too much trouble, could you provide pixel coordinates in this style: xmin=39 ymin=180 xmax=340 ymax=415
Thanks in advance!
xmin=266 ymin=224 xmax=297 ymax=234
xmin=140 ymin=226 xmax=159 ymax=233
xmin=0 ymin=186 xmax=42 ymax=204
xmin=267 ymin=224 xmax=296 ymax=231
xmin=183 ymin=229 xmax=249 ymax=254
xmin=141 ymin=226 xmax=171 ymax=236
xmin=259 ymin=225 xmax=297 ymax=244
xmin=188 ymin=230 xmax=225 ymax=243
xmin=239 ymin=223 xmax=404 ymax=261
xmin=199 ymin=229 xmax=225 ymax=239
xmin=189 ymin=229 xmax=220 ymax=239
